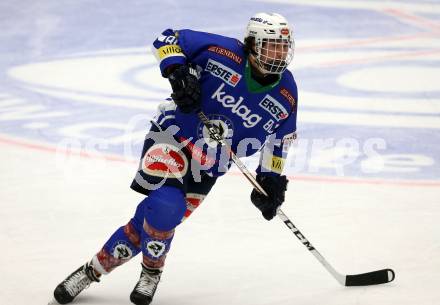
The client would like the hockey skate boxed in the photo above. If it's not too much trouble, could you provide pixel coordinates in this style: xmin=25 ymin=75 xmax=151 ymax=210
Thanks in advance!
xmin=130 ymin=264 xmax=162 ymax=305
xmin=53 ymin=261 xmax=100 ymax=304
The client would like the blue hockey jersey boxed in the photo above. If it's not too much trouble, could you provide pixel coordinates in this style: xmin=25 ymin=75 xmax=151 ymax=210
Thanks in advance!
xmin=152 ymin=29 xmax=298 ymax=177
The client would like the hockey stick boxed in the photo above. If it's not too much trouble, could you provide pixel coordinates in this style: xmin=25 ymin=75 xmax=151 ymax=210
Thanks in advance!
xmin=197 ymin=111 xmax=395 ymax=286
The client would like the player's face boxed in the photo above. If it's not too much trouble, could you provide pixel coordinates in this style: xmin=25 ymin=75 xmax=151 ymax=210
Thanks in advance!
xmin=261 ymin=39 xmax=289 ymax=63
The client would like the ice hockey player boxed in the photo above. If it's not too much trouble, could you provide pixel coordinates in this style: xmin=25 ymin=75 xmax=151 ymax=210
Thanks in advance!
xmin=53 ymin=12 xmax=298 ymax=305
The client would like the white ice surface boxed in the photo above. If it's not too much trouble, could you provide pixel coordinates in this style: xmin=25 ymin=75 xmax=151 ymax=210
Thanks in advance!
xmin=1 ymin=143 xmax=439 ymax=305
xmin=1 ymin=0 xmax=440 ymax=304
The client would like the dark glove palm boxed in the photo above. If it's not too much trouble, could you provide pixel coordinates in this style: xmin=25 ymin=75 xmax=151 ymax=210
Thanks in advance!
xmin=251 ymin=174 xmax=288 ymax=220
xmin=168 ymin=65 xmax=201 ymax=113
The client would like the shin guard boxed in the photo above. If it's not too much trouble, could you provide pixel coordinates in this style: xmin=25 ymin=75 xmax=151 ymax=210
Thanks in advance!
xmin=92 ymin=221 xmax=141 ymax=274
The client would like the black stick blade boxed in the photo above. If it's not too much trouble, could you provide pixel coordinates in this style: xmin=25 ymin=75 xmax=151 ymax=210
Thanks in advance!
xmin=345 ymin=269 xmax=395 ymax=286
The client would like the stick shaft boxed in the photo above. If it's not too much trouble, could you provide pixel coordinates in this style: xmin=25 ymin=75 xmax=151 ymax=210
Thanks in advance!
xmin=197 ymin=111 xmax=347 ymax=284
xmin=197 ymin=110 xmax=395 ymax=286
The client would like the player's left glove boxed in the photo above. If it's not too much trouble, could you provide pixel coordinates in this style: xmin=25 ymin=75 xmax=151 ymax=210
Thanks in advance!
xmin=167 ymin=64 xmax=201 ymax=113
xmin=251 ymin=174 xmax=288 ymax=220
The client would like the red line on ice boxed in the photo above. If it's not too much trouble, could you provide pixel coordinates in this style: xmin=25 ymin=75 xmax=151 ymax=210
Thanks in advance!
xmin=1 ymin=134 xmax=439 ymax=188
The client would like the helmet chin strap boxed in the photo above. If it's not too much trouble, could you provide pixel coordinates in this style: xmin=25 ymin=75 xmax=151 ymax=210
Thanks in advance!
xmin=248 ymin=54 xmax=270 ymax=77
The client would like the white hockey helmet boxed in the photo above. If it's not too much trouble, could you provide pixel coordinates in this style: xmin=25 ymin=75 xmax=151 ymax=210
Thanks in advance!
xmin=245 ymin=12 xmax=294 ymax=74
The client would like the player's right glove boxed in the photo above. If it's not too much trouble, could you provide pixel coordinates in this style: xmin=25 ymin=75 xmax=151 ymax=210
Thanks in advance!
xmin=167 ymin=64 xmax=201 ymax=113
xmin=251 ymin=174 xmax=288 ymax=220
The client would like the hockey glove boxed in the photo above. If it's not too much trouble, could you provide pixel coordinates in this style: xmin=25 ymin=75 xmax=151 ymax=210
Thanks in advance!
xmin=168 ymin=64 xmax=201 ymax=113
xmin=251 ymin=174 xmax=288 ymax=220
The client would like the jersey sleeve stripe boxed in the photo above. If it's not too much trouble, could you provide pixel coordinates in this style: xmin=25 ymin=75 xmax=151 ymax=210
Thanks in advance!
xmin=153 ymin=29 xmax=187 ymax=77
